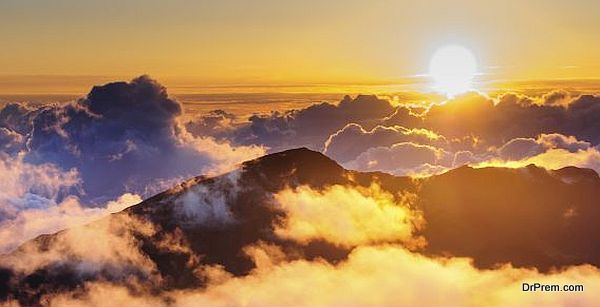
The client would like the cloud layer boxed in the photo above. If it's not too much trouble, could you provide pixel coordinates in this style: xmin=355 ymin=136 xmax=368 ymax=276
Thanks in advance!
xmin=4 ymin=183 xmax=599 ymax=307
xmin=1 ymin=78 xmax=600 ymax=305
xmin=182 ymin=89 xmax=600 ymax=178
xmin=0 ymin=76 xmax=264 ymax=252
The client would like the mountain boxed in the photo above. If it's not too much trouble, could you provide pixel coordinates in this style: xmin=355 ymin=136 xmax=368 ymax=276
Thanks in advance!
xmin=2 ymin=148 xmax=600 ymax=305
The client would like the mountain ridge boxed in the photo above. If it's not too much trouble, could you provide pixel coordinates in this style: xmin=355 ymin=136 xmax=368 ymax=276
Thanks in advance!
xmin=2 ymin=147 xmax=600 ymax=305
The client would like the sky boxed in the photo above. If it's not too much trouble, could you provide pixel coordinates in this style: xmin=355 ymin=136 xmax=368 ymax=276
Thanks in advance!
xmin=1 ymin=0 xmax=599 ymax=94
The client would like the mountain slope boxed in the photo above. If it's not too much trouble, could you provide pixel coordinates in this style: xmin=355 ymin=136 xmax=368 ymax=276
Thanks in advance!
xmin=2 ymin=148 xmax=600 ymax=305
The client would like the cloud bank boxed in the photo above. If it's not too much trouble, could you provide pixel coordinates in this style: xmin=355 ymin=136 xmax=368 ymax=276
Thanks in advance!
xmin=1 ymin=77 xmax=600 ymax=305
xmin=182 ymin=89 xmax=600 ymax=178
xmin=0 ymin=76 xmax=264 ymax=252
xmin=3 ymin=183 xmax=597 ymax=307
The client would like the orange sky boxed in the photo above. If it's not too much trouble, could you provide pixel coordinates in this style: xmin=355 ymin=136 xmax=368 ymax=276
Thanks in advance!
xmin=1 ymin=0 xmax=599 ymax=94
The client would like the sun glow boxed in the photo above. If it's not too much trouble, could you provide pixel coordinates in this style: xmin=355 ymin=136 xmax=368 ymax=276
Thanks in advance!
xmin=429 ymin=45 xmax=478 ymax=96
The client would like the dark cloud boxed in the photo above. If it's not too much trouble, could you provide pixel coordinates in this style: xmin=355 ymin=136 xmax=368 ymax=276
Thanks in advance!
xmin=0 ymin=76 xmax=264 ymax=254
xmin=0 ymin=76 xmax=263 ymax=204
xmin=542 ymin=89 xmax=571 ymax=106
xmin=422 ymin=92 xmax=497 ymax=142
xmin=498 ymin=138 xmax=546 ymax=160
xmin=0 ymin=128 xmax=23 ymax=154
xmin=324 ymin=123 xmax=443 ymax=163
xmin=452 ymin=150 xmax=477 ymax=167
xmin=345 ymin=142 xmax=447 ymax=175
xmin=424 ymin=92 xmax=600 ymax=147
xmin=16 ymin=76 xmax=194 ymax=202
xmin=180 ymin=90 xmax=600 ymax=178
xmin=182 ymin=90 xmax=600 ymax=175
xmin=499 ymin=134 xmax=590 ymax=161
xmin=381 ymin=105 xmax=424 ymax=127
xmin=188 ymin=95 xmax=397 ymax=152
xmin=185 ymin=109 xmax=237 ymax=139
xmin=0 ymin=103 xmax=37 ymax=136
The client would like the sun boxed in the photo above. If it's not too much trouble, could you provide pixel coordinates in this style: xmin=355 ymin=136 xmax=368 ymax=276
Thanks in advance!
xmin=429 ymin=45 xmax=478 ymax=96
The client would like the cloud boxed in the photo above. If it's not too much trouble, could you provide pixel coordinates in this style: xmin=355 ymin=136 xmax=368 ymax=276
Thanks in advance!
xmin=2 ymin=212 xmax=158 ymax=278
xmin=324 ymin=123 xmax=443 ymax=163
xmin=272 ymin=184 xmax=423 ymax=248
xmin=181 ymin=90 xmax=600 ymax=178
xmin=340 ymin=133 xmax=600 ymax=178
xmin=169 ymin=245 xmax=600 ymax=307
xmin=0 ymin=76 xmax=264 ymax=204
xmin=0 ymin=128 xmax=24 ymax=154
xmin=171 ymin=170 xmax=241 ymax=227
xmin=498 ymin=133 xmax=591 ymax=160
xmin=0 ymin=103 xmax=37 ymax=136
xmin=344 ymin=142 xmax=450 ymax=176
xmin=424 ymin=92 xmax=600 ymax=147
xmin=381 ymin=105 xmax=424 ymax=127
xmin=2 ymin=80 xmax=600 ymax=305
xmin=326 ymin=130 xmax=600 ymax=181
xmin=477 ymin=147 xmax=600 ymax=175
xmin=0 ymin=153 xmax=80 ymax=222
xmin=457 ymin=133 xmax=600 ymax=174
xmin=0 ymin=193 xmax=141 ymax=253
xmin=184 ymin=109 xmax=238 ymax=140
xmin=0 ymin=76 xmax=264 ymax=257
xmin=35 ymin=240 xmax=600 ymax=307
xmin=2 ymin=180 xmax=600 ymax=306
xmin=542 ymin=90 xmax=571 ymax=106
xmin=192 ymin=95 xmax=397 ymax=152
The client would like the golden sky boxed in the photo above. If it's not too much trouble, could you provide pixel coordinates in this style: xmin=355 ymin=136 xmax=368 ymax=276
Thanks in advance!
xmin=1 ymin=0 xmax=599 ymax=93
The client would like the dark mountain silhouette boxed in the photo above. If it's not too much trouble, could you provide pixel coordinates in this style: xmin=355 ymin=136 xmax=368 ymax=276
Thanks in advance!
xmin=2 ymin=148 xmax=600 ymax=305
xmin=419 ymin=164 xmax=600 ymax=269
